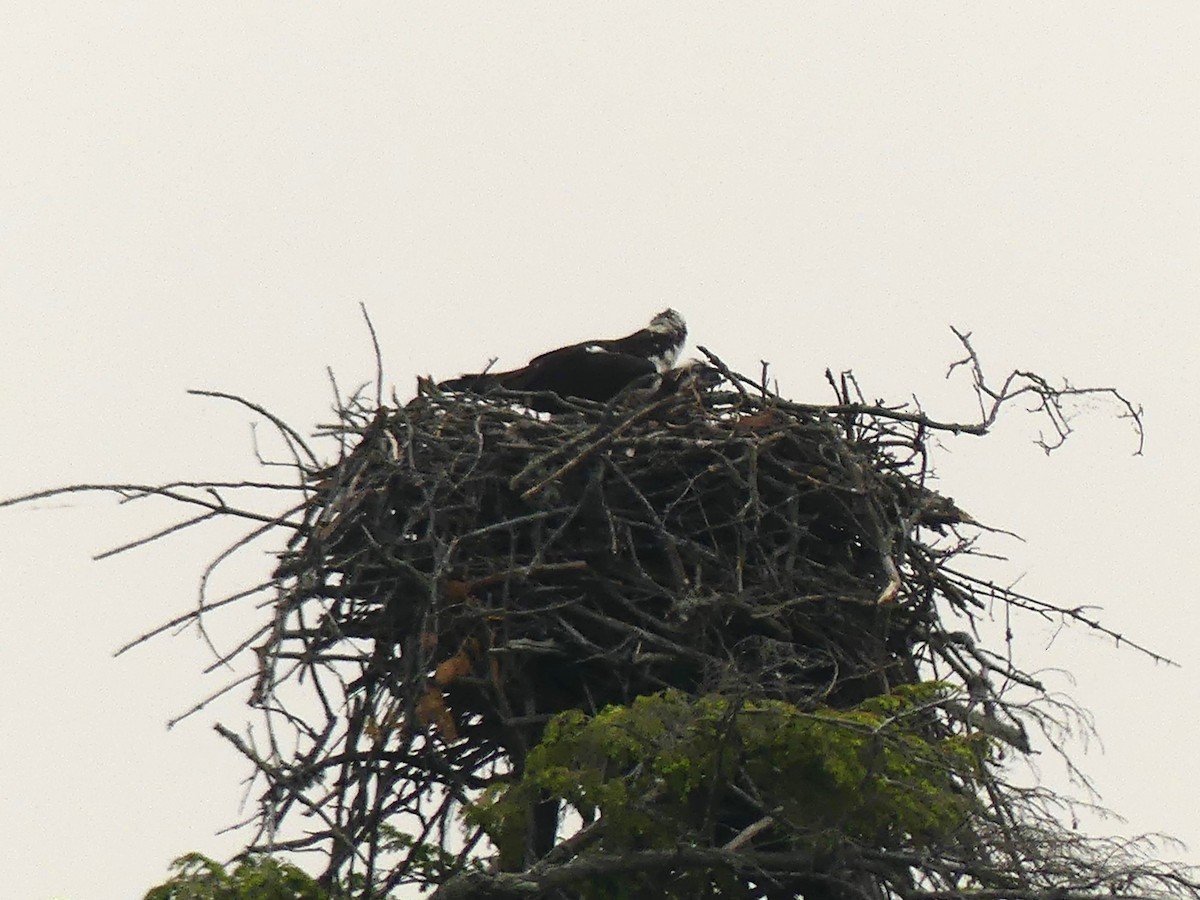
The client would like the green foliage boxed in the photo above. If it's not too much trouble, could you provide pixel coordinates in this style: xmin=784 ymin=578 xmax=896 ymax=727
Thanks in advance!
xmin=143 ymin=832 xmax=466 ymax=899
xmin=149 ymin=688 xmax=985 ymax=898
xmin=143 ymin=853 xmax=340 ymax=900
xmin=468 ymin=683 xmax=984 ymax=867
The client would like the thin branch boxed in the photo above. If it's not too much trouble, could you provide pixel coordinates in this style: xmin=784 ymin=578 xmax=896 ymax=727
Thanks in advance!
xmin=187 ymin=389 xmax=319 ymax=466
xmin=359 ymin=302 xmax=384 ymax=410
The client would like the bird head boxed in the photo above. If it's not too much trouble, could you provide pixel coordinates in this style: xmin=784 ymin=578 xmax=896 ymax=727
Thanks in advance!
xmin=648 ymin=308 xmax=687 ymax=339
xmin=672 ymin=357 xmax=724 ymax=390
xmin=647 ymin=309 xmax=688 ymax=371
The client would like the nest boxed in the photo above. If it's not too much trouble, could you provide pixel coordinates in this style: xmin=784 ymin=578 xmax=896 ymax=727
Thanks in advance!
xmin=8 ymin=328 xmax=1176 ymax=898
xmin=250 ymin=366 xmax=1036 ymax=880
xmin=279 ymin=378 xmax=968 ymax=718
xmin=9 ymin=323 xmax=1184 ymax=896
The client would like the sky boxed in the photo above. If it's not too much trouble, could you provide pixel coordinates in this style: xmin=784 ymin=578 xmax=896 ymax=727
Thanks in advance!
xmin=3 ymin=4 xmax=1198 ymax=898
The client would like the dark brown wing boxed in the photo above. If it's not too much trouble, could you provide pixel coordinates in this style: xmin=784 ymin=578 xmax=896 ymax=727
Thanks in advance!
xmin=503 ymin=348 xmax=658 ymax=402
xmin=527 ymin=310 xmax=686 ymax=372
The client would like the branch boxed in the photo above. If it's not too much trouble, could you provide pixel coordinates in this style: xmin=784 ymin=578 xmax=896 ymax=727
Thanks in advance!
xmin=946 ymin=327 xmax=1145 ymax=455
xmin=187 ymin=389 xmax=320 ymax=466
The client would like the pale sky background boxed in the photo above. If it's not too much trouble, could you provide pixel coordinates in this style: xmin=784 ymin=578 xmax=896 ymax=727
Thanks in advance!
xmin=3 ymin=5 xmax=1198 ymax=899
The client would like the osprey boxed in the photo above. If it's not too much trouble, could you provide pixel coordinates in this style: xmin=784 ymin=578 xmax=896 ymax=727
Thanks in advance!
xmin=438 ymin=309 xmax=688 ymax=410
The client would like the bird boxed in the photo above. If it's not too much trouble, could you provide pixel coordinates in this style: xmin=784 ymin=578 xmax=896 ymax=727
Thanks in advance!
xmin=438 ymin=309 xmax=689 ymax=411
xmin=651 ymin=357 xmax=724 ymax=399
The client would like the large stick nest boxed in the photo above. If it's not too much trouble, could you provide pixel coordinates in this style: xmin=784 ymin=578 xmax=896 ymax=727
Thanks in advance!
xmin=278 ymin=375 xmax=970 ymax=738
xmin=249 ymin=361 xmax=1056 ymax=884
xmin=17 ymin=338 xmax=1177 ymax=898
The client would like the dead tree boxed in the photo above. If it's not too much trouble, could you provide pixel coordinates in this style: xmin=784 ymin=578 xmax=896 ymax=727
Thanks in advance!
xmin=7 ymin=333 xmax=1191 ymax=900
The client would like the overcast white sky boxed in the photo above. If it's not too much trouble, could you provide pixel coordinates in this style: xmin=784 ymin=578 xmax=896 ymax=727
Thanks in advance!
xmin=3 ymin=4 xmax=1198 ymax=898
